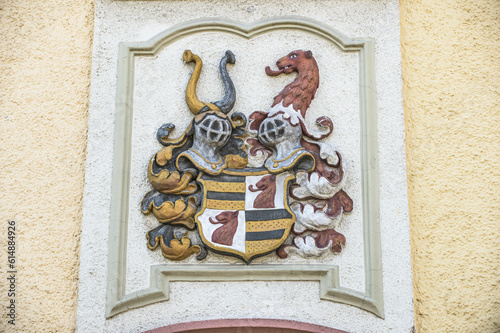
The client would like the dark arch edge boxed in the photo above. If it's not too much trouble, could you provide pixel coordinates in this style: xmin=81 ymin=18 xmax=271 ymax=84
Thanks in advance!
xmin=145 ymin=318 xmax=349 ymax=333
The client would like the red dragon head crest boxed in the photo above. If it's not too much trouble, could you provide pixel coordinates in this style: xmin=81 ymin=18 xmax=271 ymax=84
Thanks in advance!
xmin=249 ymin=50 xmax=332 ymax=141
xmin=265 ymin=50 xmax=320 ymax=118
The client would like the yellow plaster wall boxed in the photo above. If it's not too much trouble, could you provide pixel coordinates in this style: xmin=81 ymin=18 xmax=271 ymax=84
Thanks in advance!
xmin=0 ymin=1 xmax=94 ymax=332
xmin=1 ymin=1 xmax=499 ymax=332
xmin=400 ymin=0 xmax=500 ymax=332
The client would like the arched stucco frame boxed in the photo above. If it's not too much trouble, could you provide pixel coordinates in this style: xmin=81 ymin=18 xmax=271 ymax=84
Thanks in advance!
xmin=106 ymin=16 xmax=381 ymax=319
xmin=144 ymin=318 xmax=350 ymax=333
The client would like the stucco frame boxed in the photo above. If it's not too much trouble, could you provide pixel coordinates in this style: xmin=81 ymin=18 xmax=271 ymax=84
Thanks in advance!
xmin=106 ymin=17 xmax=381 ymax=319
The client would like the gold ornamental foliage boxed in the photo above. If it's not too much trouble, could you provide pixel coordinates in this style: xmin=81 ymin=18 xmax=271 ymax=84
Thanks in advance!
xmin=159 ymin=236 xmax=201 ymax=261
xmin=225 ymin=154 xmax=248 ymax=169
xmin=142 ymin=196 xmax=198 ymax=229
xmin=148 ymin=158 xmax=197 ymax=195
xmin=146 ymin=232 xmax=201 ymax=261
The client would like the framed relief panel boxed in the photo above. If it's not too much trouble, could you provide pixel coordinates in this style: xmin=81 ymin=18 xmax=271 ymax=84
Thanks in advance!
xmin=77 ymin=2 xmax=413 ymax=333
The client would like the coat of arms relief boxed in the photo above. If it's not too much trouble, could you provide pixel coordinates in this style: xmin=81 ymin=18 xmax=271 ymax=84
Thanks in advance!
xmin=141 ymin=49 xmax=353 ymax=263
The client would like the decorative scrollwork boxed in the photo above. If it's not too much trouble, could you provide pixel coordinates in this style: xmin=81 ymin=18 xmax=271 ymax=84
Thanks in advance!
xmin=142 ymin=49 xmax=353 ymax=263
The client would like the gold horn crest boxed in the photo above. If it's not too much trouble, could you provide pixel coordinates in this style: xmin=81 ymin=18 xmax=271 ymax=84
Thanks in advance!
xmin=183 ymin=50 xmax=220 ymax=115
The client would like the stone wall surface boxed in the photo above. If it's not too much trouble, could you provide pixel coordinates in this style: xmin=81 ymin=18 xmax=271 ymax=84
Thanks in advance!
xmin=77 ymin=0 xmax=413 ymax=332
xmin=400 ymin=0 xmax=500 ymax=332
xmin=0 ymin=0 xmax=94 ymax=332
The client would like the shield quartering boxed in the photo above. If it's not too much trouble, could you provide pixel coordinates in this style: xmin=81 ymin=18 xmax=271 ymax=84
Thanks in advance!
xmin=195 ymin=169 xmax=295 ymax=263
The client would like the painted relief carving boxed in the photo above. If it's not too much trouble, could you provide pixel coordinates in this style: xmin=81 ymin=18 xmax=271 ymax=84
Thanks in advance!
xmin=141 ymin=49 xmax=353 ymax=263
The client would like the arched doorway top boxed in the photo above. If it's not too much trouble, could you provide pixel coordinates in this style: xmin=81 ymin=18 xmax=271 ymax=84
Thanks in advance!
xmin=145 ymin=318 xmax=349 ymax=333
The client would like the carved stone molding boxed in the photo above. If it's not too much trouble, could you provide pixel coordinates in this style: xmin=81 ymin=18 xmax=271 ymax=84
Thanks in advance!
xmin=106 ymin=16 xmax=380 ymax=319
xmin=145 ymin=318 xmax=349 ymax=333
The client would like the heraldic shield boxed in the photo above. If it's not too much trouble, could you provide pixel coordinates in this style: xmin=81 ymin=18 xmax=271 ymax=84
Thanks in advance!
xmin=196 ymin=169 xmax=295 ymax=263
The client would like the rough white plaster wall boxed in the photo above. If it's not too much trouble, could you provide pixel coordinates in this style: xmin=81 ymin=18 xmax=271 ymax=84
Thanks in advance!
xmin=78 ymin=0 xmax=412 ymax=332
